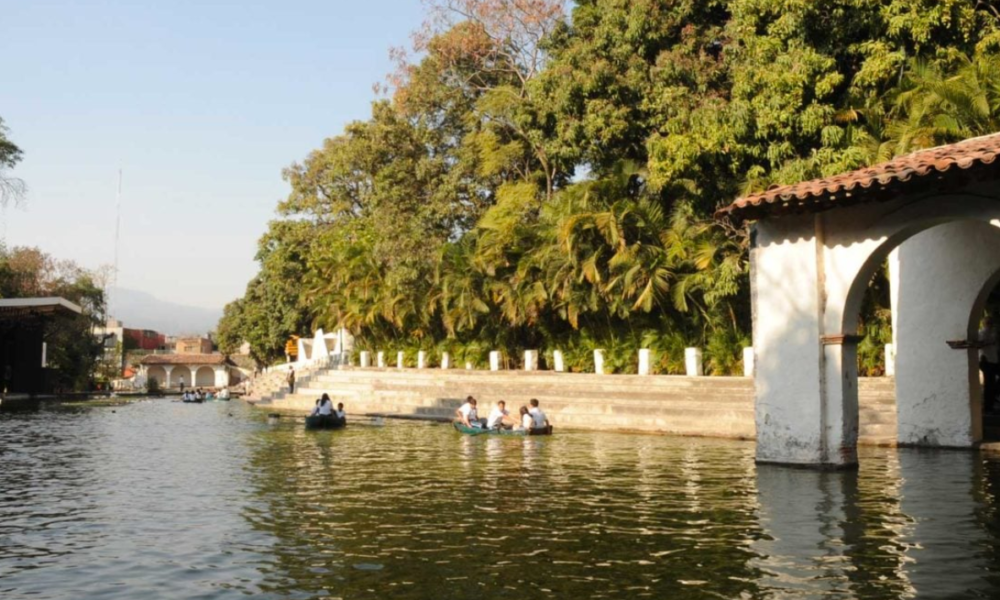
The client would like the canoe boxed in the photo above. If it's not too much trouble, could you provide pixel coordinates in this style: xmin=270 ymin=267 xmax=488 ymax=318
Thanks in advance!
xmin=182 ymin=398 xmax=204 ymax=404
xmin=452 ymin=422 xmax=553 ymax=436
xmin=305 ymin=414 xmax=347 ymax=430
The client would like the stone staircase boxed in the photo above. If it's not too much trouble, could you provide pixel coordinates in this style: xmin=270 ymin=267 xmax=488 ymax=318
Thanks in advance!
xmin=250 ymin=366 xmax=900 ymax=445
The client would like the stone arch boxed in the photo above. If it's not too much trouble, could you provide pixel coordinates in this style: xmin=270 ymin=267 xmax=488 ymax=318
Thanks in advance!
xmin=195 ymin=366 xmax=215 ymax=387
xmin=147 ymin=366 xmax=167 ymax=387
xmin=170 ymin=366 xmax=191 ymax=388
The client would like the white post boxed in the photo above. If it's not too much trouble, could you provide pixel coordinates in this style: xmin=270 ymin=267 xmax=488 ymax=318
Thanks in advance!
xmin=397 ymin=351 xmax=405 ymax=369
xmin=41 ymin=342 xmax=47 ymax=368
xmin=465 ymin=361 xmax=473 ymax=370
xmin=524 ymin=350 xmax=538 ymax=371
xmin=743 ymin=347 xmax=754 ymax=378
xmin=594 ymin=349 xmax=605 ymax=375
xmin=360 ymin=351 xmax=371 ymax=368
xmin=685 ymin=347 xmax=703 ymax=376
xmin=884 ymin=343 xmax=895 ymax=377
xmin=441 ymin=352 xmax=450 ymax=369
xmin=553 ymin=350 xmax=565 ymax=372
xmin=377 ymin=351 xmax=385 ymax=368
xmin=417 ymin=351 xmax=427 ymax=369
xmin=638 ymin=348 xmax=651 ymax=376
xmin=489 ymin=351 xmax=500 ymax=371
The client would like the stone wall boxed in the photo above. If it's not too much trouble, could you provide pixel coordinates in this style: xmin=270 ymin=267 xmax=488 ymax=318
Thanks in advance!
xmin=261 ymin=367 xmax=897 ymax=445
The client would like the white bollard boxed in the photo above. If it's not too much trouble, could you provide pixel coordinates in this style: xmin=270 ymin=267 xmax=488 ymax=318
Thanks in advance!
xmin=685 ymin=347 xmax=703 ymax=376
xmin=417 ymin=351 xmax=427 ymax=369
xmin=742 ymin=347 xmax=754 ymax=377
xmin=360 ymin=351 xmax=371 ymax=368
xmin=594 ymin=349 xmax=605 ymax=375
xmin=885 ymin=343 xmax=895 ymax=377
xmin=490 ymin=351 xmax=501 ymax=371
xmin=553 ymin=350 xmax=565 ymax=372
xmin=524 ymin=350 xmax=538 ymax=371
xmin=638 ymin=348 xmax=651 ymax=376
xmin=377 ymin=351 xmax=385 ymax=368
xmin=465 ymin=361 xmax=473 ymax=370
xmin=397 ymin=351 xmax=405 ymax=369
xmin=441 ymin=352 xmax=450 ymax=369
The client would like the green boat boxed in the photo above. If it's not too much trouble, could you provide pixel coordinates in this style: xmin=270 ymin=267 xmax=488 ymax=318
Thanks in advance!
xmin=305 ymin=414 xmax=347 ymax=430
xmin=452 ymin=422 xmax=553 ymax=436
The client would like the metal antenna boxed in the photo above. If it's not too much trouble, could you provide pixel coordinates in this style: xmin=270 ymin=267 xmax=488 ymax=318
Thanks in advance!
xmin=111 ymin=169 xmax=122 ymax=316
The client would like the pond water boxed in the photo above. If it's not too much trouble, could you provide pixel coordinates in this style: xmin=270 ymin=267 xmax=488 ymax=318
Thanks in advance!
xmin=3 ymin=398 xmax=1000 ymax=599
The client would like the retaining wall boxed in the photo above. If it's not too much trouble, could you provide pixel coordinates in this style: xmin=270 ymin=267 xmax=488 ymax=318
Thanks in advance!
xmin=258 ymin=367 xmax=898 ymax=445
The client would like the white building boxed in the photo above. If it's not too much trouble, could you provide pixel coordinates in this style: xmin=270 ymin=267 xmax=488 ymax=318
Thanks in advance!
xmin=139 ymin=354 xmax=236 ymax=389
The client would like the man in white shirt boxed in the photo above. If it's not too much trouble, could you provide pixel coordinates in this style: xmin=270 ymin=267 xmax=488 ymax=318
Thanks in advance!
xmin=335 ymin=402 xmax=346 ymax=420
xmin=981 ymin=317 xmax=999 ymax=412
xmin=455 ymin=396 xmax=479 ymax=427
xmin=528 ymin=398 xmax=549 ymax=429
xmin=486 ymin=400 xmax=514 ymax=430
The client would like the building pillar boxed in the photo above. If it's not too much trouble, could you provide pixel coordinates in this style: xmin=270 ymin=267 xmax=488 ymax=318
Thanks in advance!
xmin=743 ymin=347 xmax=754 ymax=378
xmin=553 ymin=350 xmax=565 ymax=372
xmin=377 ymin=351 xmax=385 ymax=368
xmin=360 ymin=351 xmax=371 ymax=368
xmin=884 ymin=344 xmax=895 ymax=377
xmin=489 ymin=351 xmax=500 ymax=371
xmin=164 ymin=365 xmax=174 ymax=388
xmin=593 ymin=349 xmax=605 ymax=375
xmin=638 ymin=349 xmax=651 ymax=376
xmin=417 ymin=351 xmax=427 ymax=369
xmin=465 ymin=361 xmax=473 ymax=370
xmin=397 ymin=351 xmax=405 ymax=369
xmin=524 ymin=350 xmax=538 ymax=371
xmin=214 ymin=366 xmax=228 ymax=387
xmin=441 ymin=352 xmax=450 ymax=369
xmin=684 ymin=348 xmax=703 ymax=376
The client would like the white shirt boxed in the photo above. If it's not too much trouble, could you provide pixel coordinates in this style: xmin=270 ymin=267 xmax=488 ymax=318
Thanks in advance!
xmin=334 ymin=409 xmax=346 ymax=419
xmin=318 ymin=400 xmax=333 ymax=416
xmin=487 ymin=407 xmax=508 ymax=428
xmin=458 ymin=402 xmax=477 ymax=422
xmin=521 ymin=413 xmax=533 ymax=429
xmin=529 ymin=407 xmax=547 ymax=428
xmin=982 ymin=326 xmax=999 ymax=364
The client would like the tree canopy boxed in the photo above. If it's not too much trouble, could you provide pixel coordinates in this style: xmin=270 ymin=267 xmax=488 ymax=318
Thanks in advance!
xmin=219 ymin=0 xmax=1000 ymax=373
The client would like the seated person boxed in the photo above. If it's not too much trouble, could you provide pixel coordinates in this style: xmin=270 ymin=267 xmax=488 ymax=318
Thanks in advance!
xmin=310 ymin=398 xmax=322 ymax=416
xmin=182 ymin=391 xmax=191 ymax=401
xmin=486 ymin=400 xmax=514 ymax=430
xmin=455 ymin=396 xmax=479 ymax=427
xmin=528 ymin=398 xmax=549 ymax=429
xmin=335 ymin=402 xmax=346 ymax=420
xmin=515 ymin=406 xmax=533 ymax=431
xmin=317 ymin=393 xmax=334 ymax=416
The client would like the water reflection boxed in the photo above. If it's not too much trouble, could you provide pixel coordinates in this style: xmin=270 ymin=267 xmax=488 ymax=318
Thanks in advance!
xmin=6 ymin=401 xmax=1000 ymax=599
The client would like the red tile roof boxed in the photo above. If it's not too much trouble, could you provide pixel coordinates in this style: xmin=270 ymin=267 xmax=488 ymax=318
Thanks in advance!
xmin=716 ymin=132 xmax=1000 ymax=222
xmin=140 ymin=353 xmax=229 ymax=366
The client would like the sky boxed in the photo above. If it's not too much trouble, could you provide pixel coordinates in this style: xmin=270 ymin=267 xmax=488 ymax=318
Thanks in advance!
xmin=0 ymin=0 xmax=427 ymax=312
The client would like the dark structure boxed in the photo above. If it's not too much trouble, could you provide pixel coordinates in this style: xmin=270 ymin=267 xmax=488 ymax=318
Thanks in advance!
xmin=0 ymin=297 xmax=83 ymax=395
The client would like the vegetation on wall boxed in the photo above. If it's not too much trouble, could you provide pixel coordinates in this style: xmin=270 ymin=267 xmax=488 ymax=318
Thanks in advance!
xmin=219 ymin=0 xmax=1000 ymax=372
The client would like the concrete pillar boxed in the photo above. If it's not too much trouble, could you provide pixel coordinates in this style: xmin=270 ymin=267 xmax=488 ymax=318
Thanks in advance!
xmin=164 ymin=365 xmax=174 ymax=388
xmin=553 ymin=350 xmax=565 ymax=372
xmin=638 ymin=349 xmax=651 ymax=376
xmin=524 ymin=350 xmax=538 ymax=371
xmin=685 ymin=348 xmax=703 ymax=376
xmin=441 ymin=352 xmax=450 ymax=369
xmin=884 ymin=344 xmax=895 ymax=377
xmin=397 ymin=351 xmax=405 ymax=369
xmin=594 ymin=349 xmax=605 ymax=375
xmin=489 ymin=351 xmax=500 ymax=371
xmin=377 ymin=351 xmax=385 ymax=368
xmin=417 ymin=351 xmax=427 ymax=369
xmin=893 ymin=221 xmax=1000 ymax=446
xmin=214 ymin=366 xmax=228 ymax=387
xmin=360 ymin=351 xmax=371 ymax=368
xmin=465 ymin=361 xmax=473 ymax=370
xmin=743 ymin=347 xmax=754 ymax=378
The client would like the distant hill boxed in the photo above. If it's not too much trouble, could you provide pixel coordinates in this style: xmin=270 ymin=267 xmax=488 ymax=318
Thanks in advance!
xmin=108 ymin=287 xmax=222 ymax=336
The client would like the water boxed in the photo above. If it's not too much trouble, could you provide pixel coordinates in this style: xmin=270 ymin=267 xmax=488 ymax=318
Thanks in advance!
xmin=3 ymin=400 xmax=1000 ymax=599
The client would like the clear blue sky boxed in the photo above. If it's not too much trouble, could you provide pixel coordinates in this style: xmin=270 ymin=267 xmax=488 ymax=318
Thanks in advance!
xmin=1 ymin=0 xmax=426 ymax=312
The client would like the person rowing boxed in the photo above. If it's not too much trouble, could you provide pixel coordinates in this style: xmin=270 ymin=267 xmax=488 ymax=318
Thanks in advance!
xmin=455 ymin=396 xmax=480 ymax=427
xmin=486 ymin=400 xmax=516 ymax=430
xmin=528 ymin=398 xmax=549 ymax=429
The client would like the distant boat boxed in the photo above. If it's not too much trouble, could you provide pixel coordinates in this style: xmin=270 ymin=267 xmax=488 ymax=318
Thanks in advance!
xmin=305 ymin=414 xmax=346 ymax=430
xmin=452 ymin=422 xmax=552 ymax=436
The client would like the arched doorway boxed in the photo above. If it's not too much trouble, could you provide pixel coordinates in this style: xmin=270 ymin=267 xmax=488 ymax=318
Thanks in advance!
xmin=147 ymin=366 xmax=167 ymax=387
xmin=720 ymin=132 xmax=1000 ymax=467
xmin=170 ymin=366 xmax=191 ymax=389
xmin=195 ymin=366 xmax=215 ymax=387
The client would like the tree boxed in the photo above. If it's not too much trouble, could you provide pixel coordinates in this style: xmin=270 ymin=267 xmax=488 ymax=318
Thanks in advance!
xmin=0 ymin=117 xmax=25 ymax=207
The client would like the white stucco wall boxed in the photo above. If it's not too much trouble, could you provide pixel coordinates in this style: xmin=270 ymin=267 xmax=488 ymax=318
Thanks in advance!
xmin=893 ymin=221 xmax=1000 ymax=446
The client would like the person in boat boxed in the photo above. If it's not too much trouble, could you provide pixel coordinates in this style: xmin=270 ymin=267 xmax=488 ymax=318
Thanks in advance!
xmin=219 ymin=387 xmax=231 ymax=400
xmin=195 ymin=389 xmax=203 ymax=401
xmin=486 ymin=400 xmax=515 ymax=430
xmin=455 ymin=396 xmax=479 ymax=427
xmin=335 ymin=402 xmax=346 ymax=420
xmin=182 ymin=391 xmax=190 ymax=401
xmin=514 ymin=406 xmax=533 ymax=431
xmin=311 ymin=393 xmax=334 ymax=417
xmin=528 ymin=398 xmax=549 ymax=429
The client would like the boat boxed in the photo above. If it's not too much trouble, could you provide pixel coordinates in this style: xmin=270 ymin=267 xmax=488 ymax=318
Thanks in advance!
xmin=182 ymin=398 xmax=204 ymax=404
xmin=305 ymin=414 xmax=347 ymax=430
xmin=452 ymin=422 xmax=553 ymax=436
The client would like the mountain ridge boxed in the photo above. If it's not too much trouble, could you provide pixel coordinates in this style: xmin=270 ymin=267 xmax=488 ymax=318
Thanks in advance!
xmin=109 ymin=287 xmax=222 ymax=336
